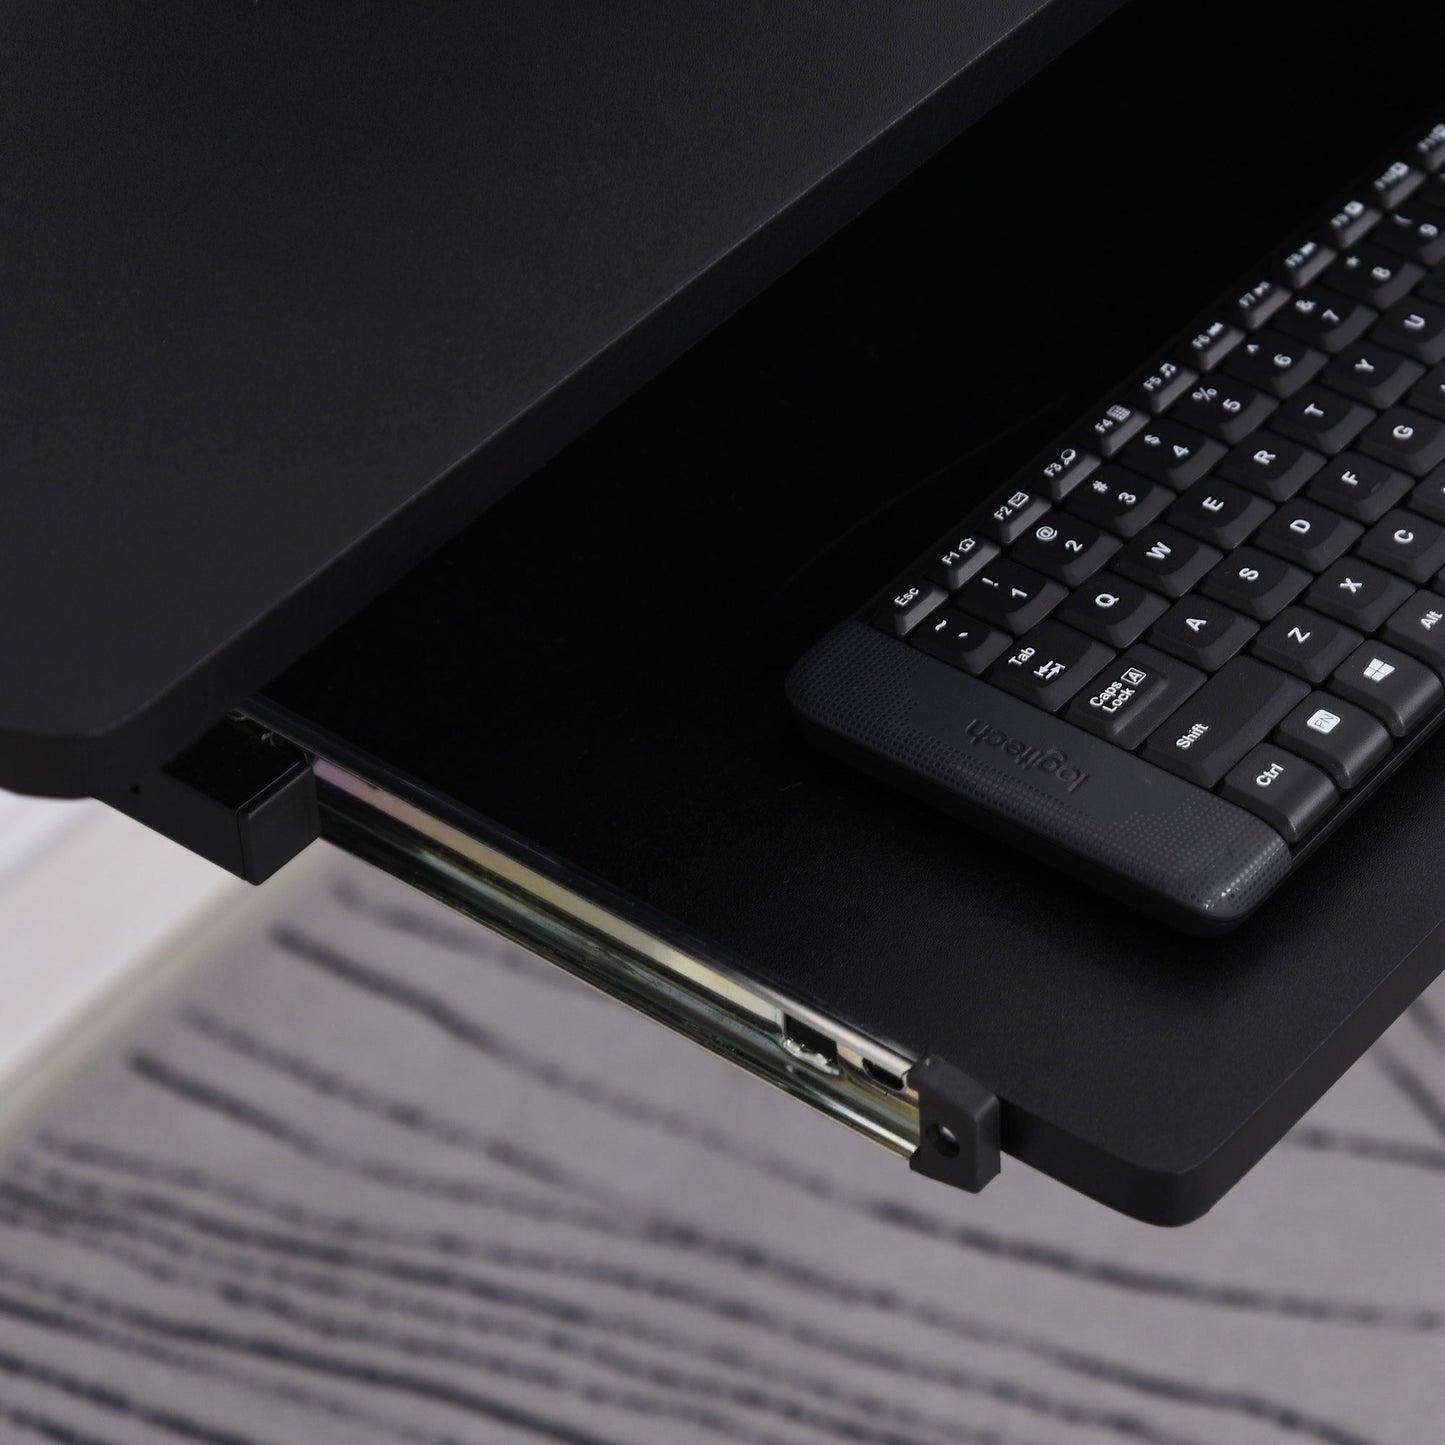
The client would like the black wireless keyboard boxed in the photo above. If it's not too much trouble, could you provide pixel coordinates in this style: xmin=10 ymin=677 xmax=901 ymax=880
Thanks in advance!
xmin=789 ymin=119 xmax=1445 ymax=933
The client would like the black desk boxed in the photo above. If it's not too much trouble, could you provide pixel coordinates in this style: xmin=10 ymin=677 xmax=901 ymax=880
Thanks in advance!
xmin=254 ymin=1 xmax=1445 ymax=1222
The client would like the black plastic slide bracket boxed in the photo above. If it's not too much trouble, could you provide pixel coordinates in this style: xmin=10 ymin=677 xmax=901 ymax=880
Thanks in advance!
xmin=100 ymin=716 xmax=318 ymax=884
xmin=907 ymin=1054 xmax=1001 ymax=1193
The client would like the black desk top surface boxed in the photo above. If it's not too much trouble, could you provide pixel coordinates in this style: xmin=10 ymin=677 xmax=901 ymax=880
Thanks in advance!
xmin=1 ymin=0 xmax=1116 ymax=797
xmin=261 ymin=3 xmax=1445 ymax=1222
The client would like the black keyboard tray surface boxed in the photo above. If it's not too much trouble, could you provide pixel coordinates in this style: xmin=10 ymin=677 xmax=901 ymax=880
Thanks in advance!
xmin=259 ymin=3 xmax=1445 ymax=1222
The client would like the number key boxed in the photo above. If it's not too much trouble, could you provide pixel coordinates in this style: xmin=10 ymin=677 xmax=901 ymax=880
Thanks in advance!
xmin=953 ymin=558 xmax=1067 ymax=634
xmin=1328 ymin=245 xmax=1423 ymax=310
xmin=1223 ymin=331 xmax=1327 ymax=399
xmin=1010 ymin=514 xmax=1120 ymax=586
xmin=1169 ymin=377 xmax=1277 ymax=444
xmin=1374 ymin=208 xmax=1445 ymax=267
xmin=1064 ymin=467 xmax=1172 ymax=537
xmin=1275 ymin=287 xmax=1375 ymax=354
xmin=1119 ymin=419 xmax=1225 ymax=490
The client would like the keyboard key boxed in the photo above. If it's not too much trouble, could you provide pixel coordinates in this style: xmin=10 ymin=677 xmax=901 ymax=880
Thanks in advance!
xmin=1275 ymin=694 xmax=1392 ymax=789
xmin=1223 ymin=332 xmax=1327 ymax=399
xmin=1304 ymin=453 xmax=1411 ymax=522
xmin=953 ymin=558 xmax=1067 ymax=634
xmin=875 ymin=579 xmax=946 ymax=637
xmin=1220 ymin=746 xmax=1336 ymax=844
xmin=1408 ymin=464 xmax=1445 ymax=522
xmin=1148 ymin=597 xmax=1257 ymax=672
xmin=1322 ymin=342 xmax=1423 ymax=408
xmin=1141 ymin=656 xmax=1309 ymax=787
xmin=1414 ymin=123 xmax=1445 ymax=174
xmin=1054 ymin=574 xmax=1168 ymax=648
xmin=1186 ymin=320 xmax=1244 ymax=372
xmin=1275 ymin=287 xmax=1375 ymax=354
xmin=1010 ymin=513 xmax=1120 ymax=586
xmin=1120 ymin=420 xmax=1225 ymax=490
xmin=1085 ymin=403 xmax=1147 ymax=457
xmin=1380 ymin=589 xmax=1445 ymax=676
xmin=987 ymin=622 xmax=1114 ymax=713
xmin=1026 ymin=444 xmax=1101 ymax=501
xmin=1325 ymin=199 xmax=1380 ymax=249
xmin=1064 ymin=646 xmax=1205 ymax=749
xmin=1329 ymin=245 xmax=1424 ymax=310
xmin=924 ymin=532 xmax=998 ymax=590
xmin=977 ymin=484 xmax=1051 ymax=543
xmin=1112 ymin=525 xmax=1222 ymax=598
xmin=1420 ymin=268 xmax=1445 ymax=309
xmin=1228 ymin=278 xmax=1292 ymax=332
xmin=1357 ymin=406 xmax=1445 ymax=476
xmin=1253 ymin=501 xmax=1362 ymax=571
xmin=1167 ymin=479 xmax=1273 ymax=550
xmin=1134 ymin=359 xmax=1197 ymax=415
xmin=1169 ymin=377 xmax=1277 ymax=444
xmin=1064 ymin=468 xmax=1172 ymax=538
xmin=1250 ymin=606 xmax=1362 ymax=683
xmin=1215 ymin=433 xmax=1324 ymax=500
xmin=1330 ymin=642 xmax=1444 ymax=736
xmin=1270 ymin=386 xmax=1374 ymax=454
xmin=1374 ymin=209 xmax=1445 ymax=267
xmin=1277 ymin=239 xmax=1334 ymax=289
xmin=913 ymin=608 xmax=1011 ymax=674
xmin=1372 ymin=299 xmax=1445 ymax=364
xmin=1408 ymin=363 xmax=1445 ymax=421
xmin=1201 ymin=547 xmax=1310 ymax=621
xmin=1356 ymin=509 xmax=1445 ymax=581
xmin=1370 ymin=160 xmax=1426 ymax=210
xmin=1306 ymin=559 xmax=1414 ymax=631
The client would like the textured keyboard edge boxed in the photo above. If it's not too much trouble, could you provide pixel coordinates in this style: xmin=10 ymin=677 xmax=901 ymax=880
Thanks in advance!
xmin=786 ymin=621 xmax=1293 ymax=933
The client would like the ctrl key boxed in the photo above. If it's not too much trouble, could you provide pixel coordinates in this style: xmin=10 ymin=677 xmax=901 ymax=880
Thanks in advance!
xmin=1220 ymin=746 xmax=1338 ymax=844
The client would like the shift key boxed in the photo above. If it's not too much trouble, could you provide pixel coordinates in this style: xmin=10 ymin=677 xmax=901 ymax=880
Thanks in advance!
xmin=1141 ymin=657 xmax=1309 ymax=786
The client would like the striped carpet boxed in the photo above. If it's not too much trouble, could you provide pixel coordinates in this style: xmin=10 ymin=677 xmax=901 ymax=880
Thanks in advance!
xmin=0 ymin=846 xmax=1440 ymax=1445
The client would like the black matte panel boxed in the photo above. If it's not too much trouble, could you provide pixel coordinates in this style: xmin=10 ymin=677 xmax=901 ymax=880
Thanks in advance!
xmin=0 ymin=0 xmax=1116 ymax=795
xmin=261 ymin=4 xmax=1445 ymax=1221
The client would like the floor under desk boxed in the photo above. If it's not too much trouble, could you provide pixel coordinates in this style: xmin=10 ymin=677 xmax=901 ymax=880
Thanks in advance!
xmin=0 ymin=804 xmax=1438 ymax=1444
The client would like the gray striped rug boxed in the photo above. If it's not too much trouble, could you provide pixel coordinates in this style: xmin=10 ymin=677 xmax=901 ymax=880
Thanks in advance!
xmin=0 ymin=847 xmax=1440 ymax=1445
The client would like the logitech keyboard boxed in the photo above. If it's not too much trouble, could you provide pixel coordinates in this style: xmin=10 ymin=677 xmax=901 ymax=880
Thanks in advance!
xmin=788 ymin=119 xmax=1445 ymax=932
